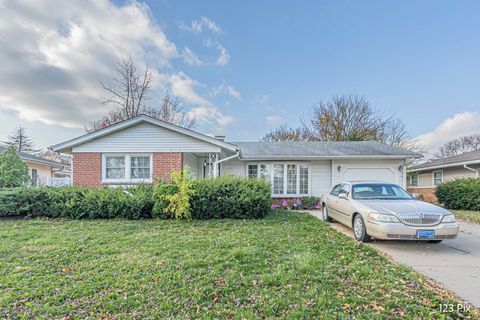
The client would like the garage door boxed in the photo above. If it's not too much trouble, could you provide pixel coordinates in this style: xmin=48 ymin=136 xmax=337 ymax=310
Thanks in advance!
xmin=341 ymin=168 xmax=397 ymax=184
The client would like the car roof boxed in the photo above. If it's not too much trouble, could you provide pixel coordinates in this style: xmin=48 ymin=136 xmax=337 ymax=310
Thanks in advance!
xmin=341 ymin=180 xmax=400 ymax=186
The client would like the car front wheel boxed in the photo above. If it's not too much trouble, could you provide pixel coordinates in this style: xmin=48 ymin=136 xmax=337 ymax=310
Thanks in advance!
xmin=322 ymin=205 xmax=333 ymax=222
xmin=353 ymin=214 xmax=371 ymax=242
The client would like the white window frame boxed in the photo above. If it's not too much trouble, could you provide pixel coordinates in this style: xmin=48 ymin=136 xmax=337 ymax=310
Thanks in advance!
xmin=410 ymin=173 xmax=419 ymax=187
xmin=432 ymin=170 xmax=443 ymax=187
xmin=245 ymin=162 xmax=311 ymax=197
xmin=102 ymin=153 xmax=153 ymax=184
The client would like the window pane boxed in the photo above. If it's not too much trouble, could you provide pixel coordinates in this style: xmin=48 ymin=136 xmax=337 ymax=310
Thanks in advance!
xmin=106 ymin=156 xmax=125 ymax=179
xmin=287 ymin=164 xmax=297 ymax=194
xmin=273 ymin=164 xmax=284 ymax=194
xmin=433 ymin=172 xmax=443 ymax=186
xmin=248 ymin=164 xmax=258 ymax=179
xmin=299 ymin=165 xmax=308 ymax=194
xmin=131 ymin=156 xmax=150 ymax=179
xmin=259 ymin=164 xmax=270 ymax=181
xmin=411 ymin=174 xmax=418 ymax=187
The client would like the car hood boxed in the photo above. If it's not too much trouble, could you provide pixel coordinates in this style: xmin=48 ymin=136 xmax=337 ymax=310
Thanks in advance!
xmin=357 ymin=200 xmax=451 ymax=216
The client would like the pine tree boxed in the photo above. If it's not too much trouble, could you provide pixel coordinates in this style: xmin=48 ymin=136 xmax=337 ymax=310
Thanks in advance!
xmin=4 ymin=126 xmax=34 ymax=152
xmin=0 ymin=147 xmax=29 ymax=187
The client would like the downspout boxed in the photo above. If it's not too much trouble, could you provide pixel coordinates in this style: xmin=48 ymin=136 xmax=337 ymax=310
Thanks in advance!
xmin=464 ymin=164 xmax=479 ymax=178
xmin=213 ymin=151 xmax=240 ymax=177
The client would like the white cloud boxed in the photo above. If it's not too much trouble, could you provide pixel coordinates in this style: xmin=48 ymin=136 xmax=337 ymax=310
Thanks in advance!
xmin=180 ymin=16 xmax=221 ymax=34
xmin=182 ymin=47 xmax=203 ymax=66
xmin=204 ymin=38 xmax=230 ymax=66
xmin=0 ymin=0 xmax=177 ymax=127
xmin=161 ymin=72 xmax=233 ymax=126
xmin=226 ymin=85 xmax=240 ymax=99
xmin=411 ymin=111 xmax=480 ymax=158
xmin=0 ymin=0 xmax=234 ymax=129
xmin=212 ymin=82 xmax=240 ymax=99
xmin=216 ymin=43 xmax=230 ymax=66
xmin=266 ymin=115 xmax=282 ymax=125
xmin=188 ymin=107 xmax=234 ymax=126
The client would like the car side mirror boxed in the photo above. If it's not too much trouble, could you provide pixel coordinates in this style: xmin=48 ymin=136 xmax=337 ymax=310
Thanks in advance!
xmin=338 ymin=192 xmax=348 ymax=200
xmin=411 ymin=193 xmax=420 ymax=200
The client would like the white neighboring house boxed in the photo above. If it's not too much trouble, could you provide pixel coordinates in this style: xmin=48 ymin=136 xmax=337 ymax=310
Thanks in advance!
xmin=0 ymin=145 xmax=70 ymax=187
xmin=50 ymin=115 xmax=421 ymax=195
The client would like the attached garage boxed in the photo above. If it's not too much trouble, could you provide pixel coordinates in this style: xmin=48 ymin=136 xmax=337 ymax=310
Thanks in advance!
xmin=341 ymin=167 xmax=397 ymax=183
xmin=333 ymin=159 xmax=405 ymax=188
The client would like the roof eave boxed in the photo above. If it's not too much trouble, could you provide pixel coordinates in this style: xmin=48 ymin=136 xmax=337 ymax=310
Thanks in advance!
xmin=408 ymin=159 xmax=480 ymax=172
xmin=239 ymin=155 xmax=421 ymax=161
xmin=50 ymin=115 xmax=239 ymax=153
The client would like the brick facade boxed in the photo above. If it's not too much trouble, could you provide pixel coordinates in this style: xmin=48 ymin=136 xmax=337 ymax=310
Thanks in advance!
xmin=407 ymin=187 xmax=438 ymax=203
xmin=72 ymin=152 xmax=102 ymax=188
xmin=153 ymin=153 xmax=183 ymax=183
xmin=72 ymin=152 xmax=183 ymax=187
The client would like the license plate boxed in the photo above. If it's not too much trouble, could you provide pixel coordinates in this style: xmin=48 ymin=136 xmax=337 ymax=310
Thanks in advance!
xmin=417 ymin=230 xmax=435 ymax=239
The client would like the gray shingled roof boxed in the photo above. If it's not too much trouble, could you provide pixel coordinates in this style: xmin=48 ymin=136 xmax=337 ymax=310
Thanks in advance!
xmin=410 ymin=149 xmax=480 ymax=170
xmin=0 ymin=145 xmax=64 ymax=167
xmin=230 ymin=141 xmax=421 ymax=159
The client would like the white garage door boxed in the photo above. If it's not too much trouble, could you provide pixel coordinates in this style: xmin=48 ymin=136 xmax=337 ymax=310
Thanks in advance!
xmin=341 ymin=168 xmax=397 ymax=184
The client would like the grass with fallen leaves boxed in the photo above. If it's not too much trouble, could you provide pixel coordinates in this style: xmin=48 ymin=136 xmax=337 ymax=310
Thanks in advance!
xmin=453 ymin=210 xmax=480 ymax=224
xmin=0 ymin=211 xmax=476 ymax=319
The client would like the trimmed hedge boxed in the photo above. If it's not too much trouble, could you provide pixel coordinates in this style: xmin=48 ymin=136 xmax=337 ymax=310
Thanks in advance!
xmin=190 ymin=176 xmax=271 ymax=219
xmin=0 ymin=186 xmax=154 ymax=219
xmin=435 ymin=178 xmax=480 ymax=210
xmin=0 ymin=176 xmax=272 ymax=220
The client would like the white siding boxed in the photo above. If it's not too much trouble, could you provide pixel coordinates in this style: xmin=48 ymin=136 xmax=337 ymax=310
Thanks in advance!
xmin=310 ymin=161 xmax=332 ymax=197
xmin=183 ymin=153 xmax=200 ymax=178
xmin=333 ymin=159 xmax=406 ymax=187
xmin=221 ymin=158 xmax=246 ymax=177
xmin=73 ymin=122 xmax=221 ymax=153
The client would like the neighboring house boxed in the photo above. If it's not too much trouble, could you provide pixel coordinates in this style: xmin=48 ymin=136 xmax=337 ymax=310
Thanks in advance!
xmin=0 ymin=145 xmax=68 ymax=186
xmin=50 ymin=115 xmax=420 ymax=197
xmin=407 ymin=150 xmax=480 ymax=203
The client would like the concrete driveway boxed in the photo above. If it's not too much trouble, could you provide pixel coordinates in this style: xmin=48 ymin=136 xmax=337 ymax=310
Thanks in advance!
xmin=307 ymin=211 xmax=480 ymax=308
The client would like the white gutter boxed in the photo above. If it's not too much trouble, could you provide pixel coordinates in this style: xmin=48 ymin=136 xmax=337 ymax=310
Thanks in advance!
xmin=408 ymin=159 xmax=480 ymax=172
xmin=464 ymin=164 xmax=479 ymax=178
xmin=213 ymin=152 xmax=240 ymax=177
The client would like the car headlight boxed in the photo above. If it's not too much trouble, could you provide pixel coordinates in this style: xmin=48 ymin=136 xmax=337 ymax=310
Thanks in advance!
xmin=367 ymin=212 xmax=400 ymax=223
xmin=442 ymin=214 xmax=456 ymax=223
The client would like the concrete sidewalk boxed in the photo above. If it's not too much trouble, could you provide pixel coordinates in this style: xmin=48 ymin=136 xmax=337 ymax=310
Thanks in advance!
xmin=307 ymin=210 xmax=480 ymax=308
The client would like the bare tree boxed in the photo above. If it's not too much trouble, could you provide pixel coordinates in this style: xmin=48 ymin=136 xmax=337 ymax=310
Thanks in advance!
xmin=305 ymin=94 xmax=389 ymax=141
xmin=262 ymin=124 xmax=312 ymax=142
xmin=36 ymin=150 xmax=71 ymax=165
xmin=100 ymin=57 xmax=153 ymax=118
xmin=3 ymin=126 xmax=34 ymax=152
xmin=144 ymin=94 xmax=196 ymax=129
xmin=435 ymin=134 xmax=480 ymax=158
xmin=86 ymin=57 xmax=195 ymax=132
xmin=262 ymin=94 xmax=416 ymax=153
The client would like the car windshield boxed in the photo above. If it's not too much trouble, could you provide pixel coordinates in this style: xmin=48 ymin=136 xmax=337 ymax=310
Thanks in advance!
xmin=352 ymin=183 xmax=413 ymax=200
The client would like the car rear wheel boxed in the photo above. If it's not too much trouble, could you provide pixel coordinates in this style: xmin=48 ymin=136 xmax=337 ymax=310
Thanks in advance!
xmin=353 ymin=214 xmax=371 ymax=242
xmin=322 ymin=205 xmax=333 ymax=222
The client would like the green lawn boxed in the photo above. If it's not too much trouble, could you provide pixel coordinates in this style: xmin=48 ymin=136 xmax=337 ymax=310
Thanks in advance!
xmin=453 ymin=210 xmax=480 ymax=224
xmin=0 ymin=212 xmax=475 ymax=319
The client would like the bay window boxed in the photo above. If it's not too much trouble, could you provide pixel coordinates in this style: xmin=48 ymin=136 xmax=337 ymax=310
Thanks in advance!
xmin=273 ymin=164 xmax=285 ymax=194
xmin=299 ymin=165 xmax=309 ymax=194
xmin=247 ymin=163 xmax=309 ymax=196
xmin=103 ymin=154 xmax=152 ymax=183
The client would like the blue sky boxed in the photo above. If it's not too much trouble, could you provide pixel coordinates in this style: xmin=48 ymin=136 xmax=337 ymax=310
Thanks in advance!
xmin=1 ymin=0 xmax=480 ymax=157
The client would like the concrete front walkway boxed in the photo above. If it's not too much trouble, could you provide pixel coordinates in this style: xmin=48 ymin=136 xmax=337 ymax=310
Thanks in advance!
xmin=307 ymin=210 xmax=480 ymax=308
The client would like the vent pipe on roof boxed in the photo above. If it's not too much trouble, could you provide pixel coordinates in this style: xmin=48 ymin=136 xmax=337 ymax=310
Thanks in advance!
xmin=214 ymin=135 xmax=226 ymax=141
